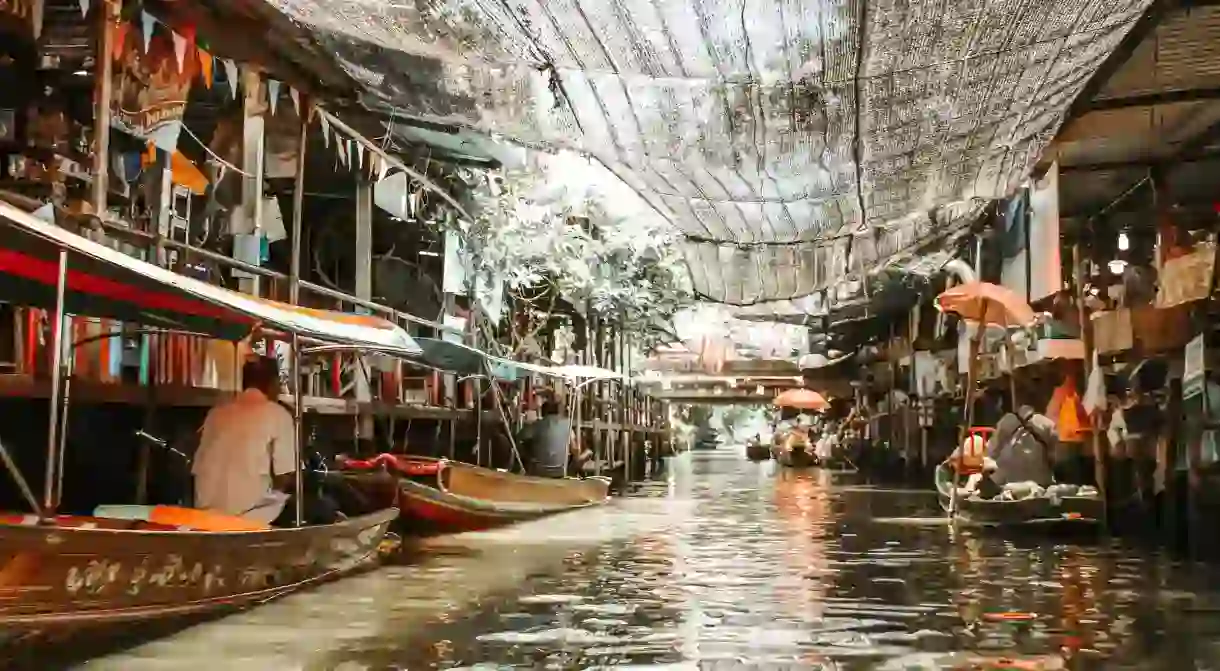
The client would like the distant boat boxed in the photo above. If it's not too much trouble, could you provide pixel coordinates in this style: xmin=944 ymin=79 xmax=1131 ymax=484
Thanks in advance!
xmin=342 ymin=455 xmax=610 ymax=535
xmin=774 ymin=430 xmax=815 ymax=468
xmin=745 ymin=439 xmax=771 ymax=461
xmin=692 ymin=428 xmax=719 ymax=450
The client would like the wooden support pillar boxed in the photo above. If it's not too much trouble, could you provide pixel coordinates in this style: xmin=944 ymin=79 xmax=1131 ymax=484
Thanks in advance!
xmin=623 ymin=330 xmax=633 ymax=487
xmin=1073 ymin=243 xmax=1108 ymax=530
xmin=235 ymin=70 xmax=266 ymax=297
xmin=90 ymin=0 xmax=117 ymax=215
xmin=354 ymin=178 xmax=374 ymax=442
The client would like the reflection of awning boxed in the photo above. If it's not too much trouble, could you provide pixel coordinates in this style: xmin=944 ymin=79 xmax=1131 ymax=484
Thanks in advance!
xmin=0 ymin=202 xmax=421 ymax=354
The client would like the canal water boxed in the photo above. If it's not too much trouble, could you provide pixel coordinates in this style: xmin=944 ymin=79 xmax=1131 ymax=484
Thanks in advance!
xmin=84 ymin=451 xmax=1220 ymax=670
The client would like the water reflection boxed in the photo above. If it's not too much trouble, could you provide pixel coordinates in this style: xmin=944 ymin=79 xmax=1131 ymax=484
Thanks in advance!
xmin=89 ymin=452 xmax=1220 ymax=669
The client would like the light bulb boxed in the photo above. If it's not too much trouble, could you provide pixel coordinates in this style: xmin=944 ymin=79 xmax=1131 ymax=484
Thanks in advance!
xmin=1108 ymin=259 xmax=1128 ymax=275
xmin=1117 ymin=232 xmax=1130 ymax=251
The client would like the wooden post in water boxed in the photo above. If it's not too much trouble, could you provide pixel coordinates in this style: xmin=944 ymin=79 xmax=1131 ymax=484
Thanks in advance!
xmin=1072 ymin=243 xmax=1108 ymax=530
xmin=236 ymin=69 xmax=266 ymax=297
xmin=353 ymin=178 xmax=375 ymax=449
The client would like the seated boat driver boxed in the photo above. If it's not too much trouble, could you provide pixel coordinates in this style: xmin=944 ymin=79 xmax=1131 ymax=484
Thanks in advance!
xmin=193 ymin=356 xmax=295 ymax=524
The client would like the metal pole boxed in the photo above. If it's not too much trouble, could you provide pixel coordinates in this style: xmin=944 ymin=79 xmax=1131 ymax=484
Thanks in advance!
xmin=288 ymin=100 xmax=308 ymax=527
xmin=42 ymin=249 xmax=68 ymax=515
xmin=292 ymin=333 xmax=304 ymax=526
xmin=54 ymin=344 xmax=76 ymax=509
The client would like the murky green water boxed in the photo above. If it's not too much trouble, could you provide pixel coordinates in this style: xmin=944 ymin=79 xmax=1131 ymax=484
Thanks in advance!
xmin=87 ymin=452 xmax=1220 ymax=670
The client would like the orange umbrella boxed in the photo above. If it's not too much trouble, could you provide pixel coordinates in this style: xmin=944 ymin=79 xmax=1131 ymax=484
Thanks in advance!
xmin=936 ymin=281 xmax=1036 ymax=327
xmin=773 ymin=388 xmax=829 ymax=410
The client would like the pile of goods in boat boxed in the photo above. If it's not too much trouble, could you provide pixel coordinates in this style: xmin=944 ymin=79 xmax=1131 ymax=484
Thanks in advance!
xmin=954 ymin=473 xmax=1100 ymax=503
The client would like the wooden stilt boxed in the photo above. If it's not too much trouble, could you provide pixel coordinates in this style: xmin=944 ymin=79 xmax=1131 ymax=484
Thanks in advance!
xmin=1073 ymin=243 xmax=1108 ymax=531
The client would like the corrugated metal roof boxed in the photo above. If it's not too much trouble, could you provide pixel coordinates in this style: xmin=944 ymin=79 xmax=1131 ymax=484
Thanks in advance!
xmin=257 ymin=0 xmax=1149 ymax=303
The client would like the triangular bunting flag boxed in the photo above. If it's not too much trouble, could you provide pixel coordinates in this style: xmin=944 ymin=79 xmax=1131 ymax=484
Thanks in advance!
xmin=267 ymin=79 xmax=280 ymax=115
xmin=112 ymin=21 xmax=129 ymax=61
xmin=377 ymin=157 xmax=389 ymax=182
xmin=197 ymin=47 xmax=213 ymax=88
xmin=77 ymin=0 xmax=88 ymax=17
xmin=337 ymin=139 xmax=349 ymax=168
xmin=171 ymin=30 xmax=188 ymax=73
xmin=319 ymin=113 xmax=330 ymax=148
xmin=223 ymin=59 xmax=238 ymax=99
xmin=355 ymin=142 xmax=364 ymax=170
xmin=141 ymin=11 xmax=155 ymax=53
xmin=289 ymin=86 xmax=300 ymax=117
xmin=367 ymin=154 xmax=378 ymax=179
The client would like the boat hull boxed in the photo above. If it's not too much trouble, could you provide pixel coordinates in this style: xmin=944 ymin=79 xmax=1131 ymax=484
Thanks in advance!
xmin=0 ymin=508 xmax=397 ymax=631
xmin=776 ymin=446 xmax=816 ymax=468
xmin=745 ymin=443 xmax=772 ymax=461
xmin=934 ymin=466 xmax=1102 ymax=529
xmin=344 ymin=456 xmax=611 ymax=535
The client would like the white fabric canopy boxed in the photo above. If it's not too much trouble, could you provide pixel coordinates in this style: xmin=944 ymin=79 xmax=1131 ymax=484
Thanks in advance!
xmin=267 ymin=0 xmax=1148 ymax=302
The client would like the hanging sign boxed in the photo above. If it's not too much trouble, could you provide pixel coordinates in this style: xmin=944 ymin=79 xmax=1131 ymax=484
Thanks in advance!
xmin=111 ymin=22 xmax=194 ymax=152
xmin=1185 ymin=333 xmax=1206 ymax=400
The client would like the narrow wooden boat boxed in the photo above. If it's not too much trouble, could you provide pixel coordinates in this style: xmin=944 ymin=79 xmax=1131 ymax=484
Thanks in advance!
xmin=934 ymin=465 xmax=1101 ymax=529
xmin=342 ymin=455 xmax=610 ymax=534
xmin=0 ymin=508 xmax=397 ymax=631
xmin=745 ymin=441 xmax=772 ymax=461
xmin=0 ymin=203 xmax=410 ymax=634
xmin=774 ymin=430 xmax=815 ymax=468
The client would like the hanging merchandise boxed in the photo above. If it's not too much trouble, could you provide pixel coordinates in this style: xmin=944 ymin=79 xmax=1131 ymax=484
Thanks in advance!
xmin=1047 ymin=374 xmax=1089 ymax=442
xmin=319 ymin=111 xmax=330 ymax=147
xmin=1082 ymin=350 xmax=1106 ymax=416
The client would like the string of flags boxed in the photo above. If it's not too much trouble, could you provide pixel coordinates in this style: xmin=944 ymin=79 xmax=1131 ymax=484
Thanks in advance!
xmin=110 ymin=9 xmax=405 ymax=191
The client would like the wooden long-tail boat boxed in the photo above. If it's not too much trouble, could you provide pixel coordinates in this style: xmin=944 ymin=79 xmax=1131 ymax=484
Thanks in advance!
xmin=745 ymin=438 xmax=772 ymax=461
xmin=341 ymin=454 xmax=611 ymax=534
xmin=0 ymin=509 xmax=397 ymax=630
xmin=774 ymin=429 xmax=815 ymax=468
xmin=0 ymin=203 xmax=402 ymax=633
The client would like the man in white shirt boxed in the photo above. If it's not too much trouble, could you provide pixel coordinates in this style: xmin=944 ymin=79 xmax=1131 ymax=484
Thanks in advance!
xmin=192 ymin=357 xmax=296 ymax=524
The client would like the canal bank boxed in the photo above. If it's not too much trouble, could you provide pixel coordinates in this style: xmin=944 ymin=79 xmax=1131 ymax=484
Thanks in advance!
xmin=82 ymin=452 xmax=1220 ymax=669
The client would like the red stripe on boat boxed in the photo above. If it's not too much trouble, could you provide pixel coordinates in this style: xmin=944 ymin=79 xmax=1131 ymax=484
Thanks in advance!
xmin=339 ymin=454 xmax=441 ymax=476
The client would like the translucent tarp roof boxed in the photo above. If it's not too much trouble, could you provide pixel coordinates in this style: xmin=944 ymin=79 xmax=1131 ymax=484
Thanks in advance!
xmin=268 ymin=0 xmax=1149 ymax=307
